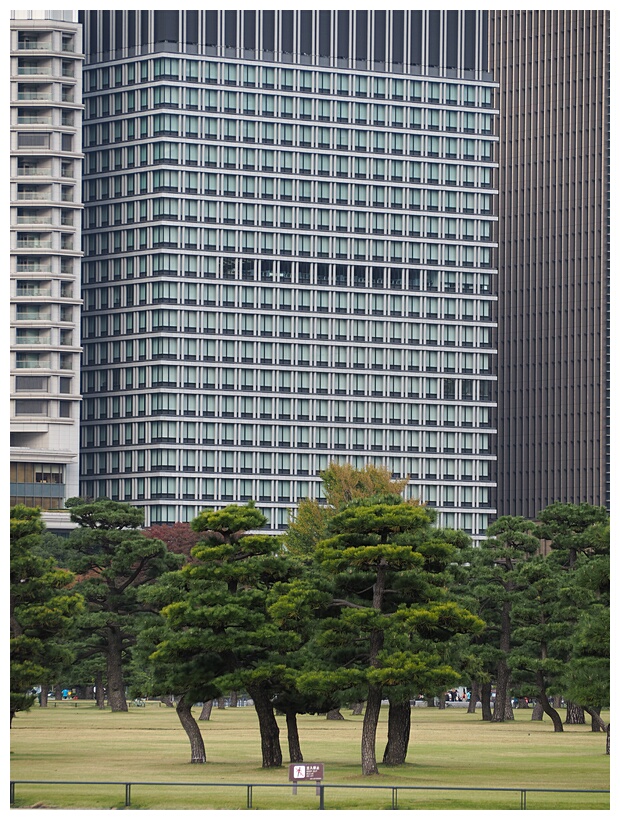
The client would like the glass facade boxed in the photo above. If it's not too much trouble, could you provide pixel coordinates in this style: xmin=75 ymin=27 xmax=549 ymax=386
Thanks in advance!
xmin=79 ymin=10 xmax=498 ymax=536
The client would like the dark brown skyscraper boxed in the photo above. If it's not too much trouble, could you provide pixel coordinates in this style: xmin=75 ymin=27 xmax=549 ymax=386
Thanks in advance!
xmin=489 ymin=10 xmax=610 ymax=518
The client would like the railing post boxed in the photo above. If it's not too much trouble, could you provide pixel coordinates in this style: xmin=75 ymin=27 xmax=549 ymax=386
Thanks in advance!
xmin=520 ymin=789 xmax=526 ymax=810
xmin=392 ymin=787 xmax=398 ymax=810
xmin=247 ymin=785 xmax=252 ymax=809
xmin=125 ymin=783 xmax=131 ymax=807
xmin=10 ymin=782 xmax=15 ymax=804
xmin=319 ymin=784 xmax=325 ymax=810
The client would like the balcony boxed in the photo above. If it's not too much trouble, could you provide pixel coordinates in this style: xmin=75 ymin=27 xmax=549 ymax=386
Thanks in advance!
xmin=15 ymin=334 xmax=52 ymax=345
xmin=16 ymin=214 xmax=51 ymax=225
xmin=17 ymin=114 xmax=52 ymax=124
xmin=17 ymin=190 xmax=48 ymax=201
xmin=18 ymin=40 xmax=52 ymax=51
xmin=17 ymin=166 xmax=50 ymax=176
xmin=18 ymin=91 xmax=52 ymax=102
xmin=16 ymin=237 xmax=52 ymax=249
xmin=16 ymin=262 xmax=50 ymax=272
xmin=16 ymin=308 xmax=51 ymax=321
xmin=16 ymin=286 xmax=51 ymax=297
xmin=17 ymin=65 xmax=49 ymax=76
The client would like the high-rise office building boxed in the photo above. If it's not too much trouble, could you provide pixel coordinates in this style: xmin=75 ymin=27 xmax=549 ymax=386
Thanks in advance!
xmin=10 ymin=10 xmax=84 ymax=530
xmin=77 ymin=9 xmax=499 ymax=536
xmin=489 ymin=11 xmax=610 ymax=518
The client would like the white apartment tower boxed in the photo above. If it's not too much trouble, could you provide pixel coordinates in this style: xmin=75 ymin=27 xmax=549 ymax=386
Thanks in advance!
xmin=10 ymin=10 xmax=83 ymax=528
xmin=78 ymin=10 xmax=498 ymax=536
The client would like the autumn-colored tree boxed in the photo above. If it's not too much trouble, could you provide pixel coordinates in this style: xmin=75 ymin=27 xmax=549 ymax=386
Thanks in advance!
xmin=320 ymin=463 xmax=409 ymax=509
xmin=285 ymin=463 xmax=412 ymax=555
xmin=142 ymin=522 xmax=201 ymax=562
xmin=284 ymin=498 xmax=331 ymax=557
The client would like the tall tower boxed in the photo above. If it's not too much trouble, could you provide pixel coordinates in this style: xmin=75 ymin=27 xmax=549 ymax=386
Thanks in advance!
xmin=10 ymin=10 xmax=84 ymax=531
xmin=78 ymin=10 xmax=498 ymax=538
xmin=489 ymin=11 xmax=610 ymax=518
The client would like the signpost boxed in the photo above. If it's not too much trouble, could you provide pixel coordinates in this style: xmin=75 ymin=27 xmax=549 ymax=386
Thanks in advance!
xmin=288 ymin=763 xmax=324 ymax=796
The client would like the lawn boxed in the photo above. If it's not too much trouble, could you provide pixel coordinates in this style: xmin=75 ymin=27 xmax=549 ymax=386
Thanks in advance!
xmin=10 ymin=702 xmax=610 ymax=810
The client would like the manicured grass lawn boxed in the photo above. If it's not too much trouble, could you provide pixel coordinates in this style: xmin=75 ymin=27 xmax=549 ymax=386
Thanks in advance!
xmin=10 ymin=702 xmax=609 ymax=810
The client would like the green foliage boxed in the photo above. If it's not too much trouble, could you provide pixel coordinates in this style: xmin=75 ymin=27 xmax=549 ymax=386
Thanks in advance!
xmin=10 ymin=506 xmax=82 ymax=722
xmin=509 ymin=556 xmax=575 ymax=694
xmin=67 ymin=497 xmax=144 ymax=529
xmin=301 ymin=494 xmax=481 ymax=771
xmin=536 ymin=502 xmax=609 ymax=568
xmin=533 ymin=504 xmax=610 ymax=710
xmin=143 ymin=502 xmax=300 ymax=703
xmin=562 ymin=605 xmax=609 ymax=708
xmin=191 ymin=499 xmax=267 ymax=540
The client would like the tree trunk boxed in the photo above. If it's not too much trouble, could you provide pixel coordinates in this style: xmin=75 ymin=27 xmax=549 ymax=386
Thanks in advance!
xmin=437 ymin=691 xmax=446 ymax=709
xmin=351 ymin=701 xmax=364 ymax=715
xmin=564 ymin=701 xmax=585 ymax=725
xmin=382 ymin=699 xmax=411 ymax=765
xmin=249 ymin=687 xmax=282 ymax=768
xmin=176 ymin=695 xmax=206 ymax=763
xmin=467 ymin=681 xmax=479 ymax=714
xmin=493 ymin=694 xmax=514 ymax=721
xmin=285 ymin=711 xmax=303 ymax=763
xmin=160 ymin=695 xmax=175 ymax=707
xmin=106 ymin=626 xmax=128 ymax=712
xmin=361 ymin=685 xmax=382 ymax=775
xmin=606 ymin=724 xmax=610 ymax=755
xmin=39 ymin=686 xmax=48 ymax=708
xmin=95 ymin=670 xmax=106 ymax=709
xmin=583 ymin=706 xmax=606 ymax=733
xmin=53 ymin=683 xmax=62 ymax=701
xmin=199 ymin=700 xmax=213 ymax=721
xmin=360 ymin=561 xmax=387 ymax=775
xmin=492 ymin=598 xmax=513 ymax=722
xmin=217 ymin=697 xmax=226 ymax=709
xmin=536 ymin=672 xmax=563 ymax=732
xmin=326 ymin=708 xmax=345 ymax=720
xmin=517 ymin=697 xmax=529 ymax=709
xmin=531 ymin=701 xmax=544 ymax=720
xmin=480 ymin=682 xmax=492 ymax=721
xmin=230 ymin=690 xmax=238 ymax=707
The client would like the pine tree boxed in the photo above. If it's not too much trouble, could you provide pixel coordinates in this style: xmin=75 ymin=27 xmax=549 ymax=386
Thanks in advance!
xmin=299 ymin=495 xmax=483 ymax=775
xmin=62 ymin=499 xmax=181 ymax=712
xmin=142 ymin=502 xmax=300 ymax=766
xmin=10 ymin=505 xmax=82 ymax=725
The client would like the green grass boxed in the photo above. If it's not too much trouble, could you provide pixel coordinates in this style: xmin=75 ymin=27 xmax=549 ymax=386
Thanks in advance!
xmin=10 ymin=702 xmax=609 ymax=810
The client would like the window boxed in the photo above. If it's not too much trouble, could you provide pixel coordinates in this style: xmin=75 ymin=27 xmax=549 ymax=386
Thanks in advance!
xmin=15 ymin=399 xmax=48 ymax=415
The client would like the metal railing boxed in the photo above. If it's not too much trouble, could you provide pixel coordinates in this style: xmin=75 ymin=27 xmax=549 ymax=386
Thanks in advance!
xmin=9 ymin=780 xmax=609 ymax=810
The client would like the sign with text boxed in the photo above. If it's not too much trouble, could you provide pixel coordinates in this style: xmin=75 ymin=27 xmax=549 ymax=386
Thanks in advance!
xmin=288 ymin=763 xmax=324 ymax=781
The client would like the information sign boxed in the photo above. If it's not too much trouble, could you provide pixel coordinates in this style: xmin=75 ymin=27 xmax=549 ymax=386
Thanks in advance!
xmin=288 ymin=763 xmax=324 ymax=781
xmin=288 ymin=763 xmax=325 ymax=795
